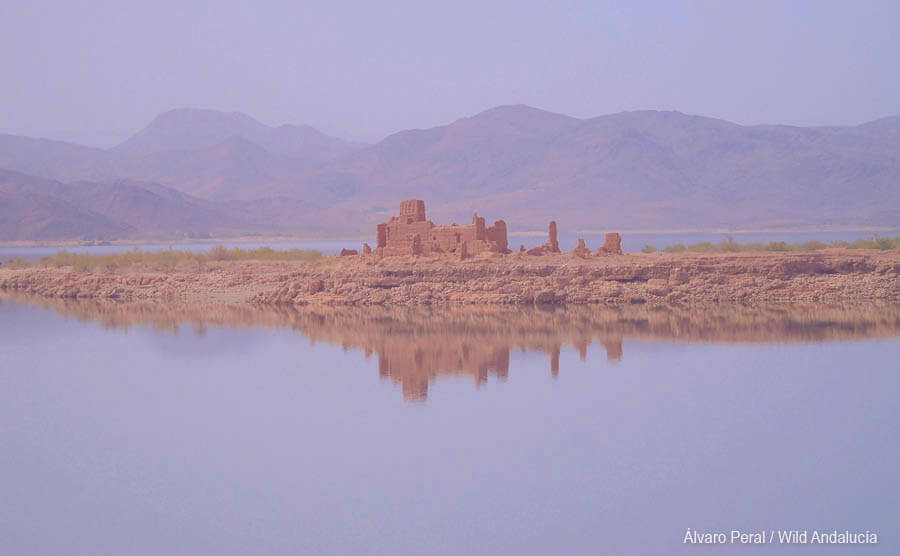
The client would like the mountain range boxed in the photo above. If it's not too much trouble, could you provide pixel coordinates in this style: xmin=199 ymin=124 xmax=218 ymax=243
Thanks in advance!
xmin=0 ymin=106 xmax=897 ymax=240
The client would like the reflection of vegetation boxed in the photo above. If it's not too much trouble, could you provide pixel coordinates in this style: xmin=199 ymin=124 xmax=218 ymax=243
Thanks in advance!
xmin=660 ymin=235 xmax=900 ymax=254
xmin=6 ymin=295 xmax=897 ymax=403
xmin=8 ymin=293 xmax=900 ymax=345
xmin=31 ymin=246 xmax=323 ymax=273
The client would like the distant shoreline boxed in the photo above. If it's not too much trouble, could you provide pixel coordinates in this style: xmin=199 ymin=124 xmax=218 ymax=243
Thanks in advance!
xmin=1 ymin=226 xmax=895 ymax=248
xmin=0 ymin=235 xmax=370 ymax=249
xmin=564 ymin=225 xmax=897 ymax=236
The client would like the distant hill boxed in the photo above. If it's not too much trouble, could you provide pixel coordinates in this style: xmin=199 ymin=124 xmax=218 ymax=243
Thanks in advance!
xmin=113 ymin=108 xmax=366 ymax=161
xmin=0 ymin=168 xmax=365 ymax=240
xmin=304 ymin=106 xmax=900 ymax=230
xmin=0 ymin=108 xmax=367 ymax=201
xmin=121 ymin=136 xmax=318 ymax=201
xmin=0 ymin=105 xmax=897 ymax=239
xmin=0 ymin=134 xmax=119 ymax=182
xmin=0 ymin=171 xmax=134 ymax=240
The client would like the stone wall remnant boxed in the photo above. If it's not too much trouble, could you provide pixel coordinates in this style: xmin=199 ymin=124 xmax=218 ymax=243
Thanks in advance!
xmin=597 ymin=232 xmax=624 ymax=255
xmin=572 ymin=238 xmax=591 ymax=258
xmin=527 ymin=220 xmax=563 ymax=255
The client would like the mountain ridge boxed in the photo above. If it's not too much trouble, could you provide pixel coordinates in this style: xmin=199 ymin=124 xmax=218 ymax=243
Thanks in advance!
xmin=113 ymin=107 xmax=366 ymax=160
xmin=0 ymin=105 xmax=897 ymax=238
xmin=0 ymin=168 xmax=370 ymax=240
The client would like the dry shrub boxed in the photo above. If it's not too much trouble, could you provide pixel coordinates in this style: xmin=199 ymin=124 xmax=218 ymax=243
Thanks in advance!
xmin=2 ymin=257 xmax=31 ymax=269
xmin=662 ymin=235 xmax=899 ymax=254
xmin=38 ymin=246 xmax=323 ymax=273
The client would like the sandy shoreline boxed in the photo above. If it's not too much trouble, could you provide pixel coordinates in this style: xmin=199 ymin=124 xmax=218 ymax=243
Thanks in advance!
xmin=1 ymin=250 xmax=898 ymax=307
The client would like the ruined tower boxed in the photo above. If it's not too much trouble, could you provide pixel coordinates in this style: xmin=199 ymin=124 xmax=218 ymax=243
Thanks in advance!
xmin=398 ymin=199 xmax=427 ymax=223
xmin=548 ymin=221 xmax=560 ymax=252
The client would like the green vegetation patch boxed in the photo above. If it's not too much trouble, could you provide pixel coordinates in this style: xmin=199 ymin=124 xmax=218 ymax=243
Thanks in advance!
xmin=661 ymin=236 xmax=900 ymax=254
xmin=1 ymin=257 xmax=31 ymax=269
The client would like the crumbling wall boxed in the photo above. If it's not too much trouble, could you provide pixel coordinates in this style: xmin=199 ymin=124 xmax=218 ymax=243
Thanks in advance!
xmin=382 ymin=219 xmax=434 ymax=256
xmin=572 ymin=238 xmax=591 ymax=258
xmin=527 ymin=221 xmax=563 ymax=255
xmin=597 ymin=232 xmax=624 ymax=255
xmin=486 ymin=220 xmax=508 ymax=252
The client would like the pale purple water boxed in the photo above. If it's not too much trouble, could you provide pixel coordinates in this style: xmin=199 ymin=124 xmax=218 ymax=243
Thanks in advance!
xmin=1 ymin=298 xmax=898 ymax=554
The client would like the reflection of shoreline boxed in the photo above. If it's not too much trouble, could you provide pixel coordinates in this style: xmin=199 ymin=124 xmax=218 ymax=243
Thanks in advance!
xmin=6 ymin=294 xmax=900 ymax=401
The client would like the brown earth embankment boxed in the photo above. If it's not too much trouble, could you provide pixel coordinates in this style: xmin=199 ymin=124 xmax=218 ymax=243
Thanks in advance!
xmin=1 ymin=251 xmax=898 ymax=306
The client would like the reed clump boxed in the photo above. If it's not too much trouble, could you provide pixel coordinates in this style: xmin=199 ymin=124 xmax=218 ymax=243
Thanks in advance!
xmin=662 ymin=243 xmax=687 ymax=253
xmin=663 ymin=236 xmax=900 ymax=254
xmin=36 ymin=246 xmax=323 ymax=273
xmin=1 ymin=257 xmax=31 ymax=269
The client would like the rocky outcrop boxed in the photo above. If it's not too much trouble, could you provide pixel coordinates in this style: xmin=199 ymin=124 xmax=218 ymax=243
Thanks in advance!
xmin=250 ymin=252 xmax=900 ymax=306
xmin=2 ymin=251 xmax=898 ymax=307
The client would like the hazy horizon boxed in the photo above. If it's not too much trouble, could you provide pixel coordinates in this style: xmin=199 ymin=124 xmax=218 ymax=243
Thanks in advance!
xmin=4 ymin=103 xmax=900 ymax=151
xmin=2 ymin=0 xmax=899 ymax=147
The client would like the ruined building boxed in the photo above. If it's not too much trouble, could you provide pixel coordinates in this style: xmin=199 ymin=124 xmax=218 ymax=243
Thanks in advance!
xmin=376 ymin=199 xmax=509 ymax=257
xmin=364 ymin=199 xmax=623 ymax=258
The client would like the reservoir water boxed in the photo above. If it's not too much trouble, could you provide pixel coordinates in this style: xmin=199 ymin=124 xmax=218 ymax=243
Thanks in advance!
xmin=1 ymin=295 xmax=898 ymax=554
xmin=1 ymin=229 xmax=895 ymax=261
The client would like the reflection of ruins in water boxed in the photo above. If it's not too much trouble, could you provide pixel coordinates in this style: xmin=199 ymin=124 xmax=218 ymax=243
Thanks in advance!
xmin=5 ymin=293 xmax=900 ymax=402
xmin=369 ymin=327 xmax=624 ymax=401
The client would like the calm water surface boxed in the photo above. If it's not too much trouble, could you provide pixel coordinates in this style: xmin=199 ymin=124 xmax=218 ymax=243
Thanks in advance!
xmin=1 ymin=297 xmax=898 ymax=554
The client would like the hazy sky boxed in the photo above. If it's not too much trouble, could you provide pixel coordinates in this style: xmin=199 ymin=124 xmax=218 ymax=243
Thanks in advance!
xmin=1 ymin=0 xmax=898 ymax=146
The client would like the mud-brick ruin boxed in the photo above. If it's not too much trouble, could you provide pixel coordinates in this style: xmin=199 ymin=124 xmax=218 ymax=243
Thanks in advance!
xmin=357 ymin=198 xmax=624 ymax=258
xmin=376 ymin=199 xmax=509 ymax=257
